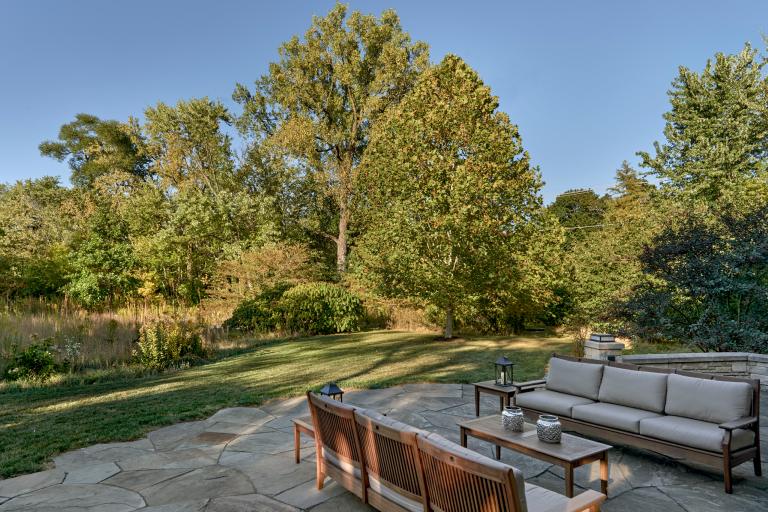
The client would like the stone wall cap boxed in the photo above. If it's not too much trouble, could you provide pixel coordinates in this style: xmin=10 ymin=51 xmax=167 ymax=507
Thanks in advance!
xmin=748 ymin=353 xmax=768 ymax=363
xmin=621 ymin=352 xmax=751 ymax=364
xmin=584 ymin=340 xmax=625 ymax=350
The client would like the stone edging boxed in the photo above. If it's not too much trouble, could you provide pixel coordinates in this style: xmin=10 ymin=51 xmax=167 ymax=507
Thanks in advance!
xmin=618 ymin=352 xmax=768 ymax=389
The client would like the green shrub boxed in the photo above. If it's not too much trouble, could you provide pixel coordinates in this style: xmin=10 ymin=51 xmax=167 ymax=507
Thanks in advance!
xmin=224 ymin=283 xmax=291 ymax=332
xmin=133 ymin=320 xmax=209 ymax=370
xmin=278 ymin=282 xmax=364 ymax=335
xmin=3 ymin=341 xmax=57 ymax=381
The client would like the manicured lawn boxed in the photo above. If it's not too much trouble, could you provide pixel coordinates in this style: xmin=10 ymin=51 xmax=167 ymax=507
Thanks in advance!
xmin=0 ymin=330 xmax=571 ymax=477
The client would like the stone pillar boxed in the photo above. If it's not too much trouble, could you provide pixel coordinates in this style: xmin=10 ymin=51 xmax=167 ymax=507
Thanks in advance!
xmin=584 ymin=333 xmax=625 ymax=361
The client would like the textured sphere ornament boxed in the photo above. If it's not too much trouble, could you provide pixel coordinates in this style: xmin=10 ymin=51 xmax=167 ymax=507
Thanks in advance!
xmin=502 ymin=406 xmax=525 ymax=432
xmin=536 ymin=414 xmax=562 ymax=443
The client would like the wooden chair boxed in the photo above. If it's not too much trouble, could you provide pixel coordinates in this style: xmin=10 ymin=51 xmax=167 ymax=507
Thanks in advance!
xmin=355 ymin=408 xmax=429 ymax=512
xmin=307 ymin=392 xmax=367 ymax=501
xmin=416 ymin=432 xmax=606 ymax=512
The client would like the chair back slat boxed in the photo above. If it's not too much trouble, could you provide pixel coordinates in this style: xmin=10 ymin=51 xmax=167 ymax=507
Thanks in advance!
xmin=307 ymin=392 xmax=362 ymax=466
xmin=355 ymin=409 xmax=425 ymax=502
xmin=417 ymin=434 xmax=525 ymax=512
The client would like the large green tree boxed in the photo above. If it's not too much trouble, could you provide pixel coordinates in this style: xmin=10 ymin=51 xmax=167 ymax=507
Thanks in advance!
xmin=548 ymin=188 xmax=608 ymax=247
xmin=233 ymin=2 xmax=429 ymax=273
xmin=39 ymin=113 xmax=149 ymax=188
xmin=639 ymin=43 xmax=768 ymax=208
xmin=356 ymin=55 xmax=542 ymax=338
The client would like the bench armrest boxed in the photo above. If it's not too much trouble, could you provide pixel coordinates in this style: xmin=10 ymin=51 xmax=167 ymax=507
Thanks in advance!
xmin=719 ymin=416 xmax=758 ymax=431
xmin=539 ymin=490 xmax=606 ymax=512
xmin=514 ymin=379 xmax=546 ymax=392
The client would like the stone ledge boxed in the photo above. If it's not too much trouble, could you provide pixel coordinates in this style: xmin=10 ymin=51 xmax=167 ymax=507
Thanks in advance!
xmin=621 ymin=352 xmax=751 ymax=364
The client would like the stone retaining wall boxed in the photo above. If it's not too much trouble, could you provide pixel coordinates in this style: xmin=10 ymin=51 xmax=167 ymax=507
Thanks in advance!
xmin=618 ymin=352 xmax=768 ymax=389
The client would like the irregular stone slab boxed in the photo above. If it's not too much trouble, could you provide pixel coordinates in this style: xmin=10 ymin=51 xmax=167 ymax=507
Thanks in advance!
xmin=380 ymin=410 xmax=431 ymax=429
xmin=602 ymin=487 xmax=686 ymax=512
xmin=118 ymin=448 xmax=218 ymax=471
xmin=137 ymin=500 xmax=208 ymax=511
xmin=206 ymin=493 xmax=300 ymax=511
xmin=402 ymin=383 xmax=462 ymax=398
xmin=308 ymin=492 xmax=374 ymax=511
xmin=140 ymin=465 xmax=253 ymax=506
xmin=202 ymin=421 xmax=274 ymax=435
xmin=0 ymin=483 xmax=144 ymax=511
xmin=54 ymin=445 xmax=155 ymax=470
xmin=225 ymin=429 xmax=309 ymax=456
xmin=206 ymin=407 xmax=272 ymax=427
xmin=64 ymin=462 xmax=120 ymax=484
xmin=220 ymin=451 xmax=316 ymax=495
xmin=419 ymin=411 xmax=462 ymax=430
xmin=0 ymin=469 xmax=65 ymax=498
xmin=103 ymin=469 xmax=193 ymax=493
xmin=148 ymin=422 xmax=208 ymax=451
xmin=343 ymin=387 xmax=404 ymax=407
xmin=660 ymin=482 xmax=768 ymax=512
xmin=273 ymin=478 xmax=346 ymax=509
xmin=616 ymin=448 xmax=715 ymax=488
xmin=526 ymin=470 xmax=586 ymax=496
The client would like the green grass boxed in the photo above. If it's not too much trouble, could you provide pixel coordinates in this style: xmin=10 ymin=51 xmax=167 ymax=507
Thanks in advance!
xmin=0 ymin=330 xmax=571 ymax=478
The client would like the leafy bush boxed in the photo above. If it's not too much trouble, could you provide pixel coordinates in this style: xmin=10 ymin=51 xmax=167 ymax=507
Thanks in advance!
xmin=133 ymin=320 xmax=209 ymax=370
xmin=278 ymin=283 xmax=364 ymax=335
xmin=224 ymin=283 xmax=291 ymax=332
xmin=3 ymin=341 xmax=57 ymax=381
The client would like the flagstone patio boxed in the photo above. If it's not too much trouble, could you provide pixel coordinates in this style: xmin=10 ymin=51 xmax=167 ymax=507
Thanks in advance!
xmin=0 ymin=383 xmax=765 ymax=511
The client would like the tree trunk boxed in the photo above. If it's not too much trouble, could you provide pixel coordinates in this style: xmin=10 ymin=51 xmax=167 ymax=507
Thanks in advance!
xmin=445 ymin=304 xmax=454 ymax=339
xmin=337 ymin=206 xmax=349 ymax=273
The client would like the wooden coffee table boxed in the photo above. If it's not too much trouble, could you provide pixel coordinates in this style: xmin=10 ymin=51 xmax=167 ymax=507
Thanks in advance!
xmin=458 ymin=415 xmax=611 ymax=498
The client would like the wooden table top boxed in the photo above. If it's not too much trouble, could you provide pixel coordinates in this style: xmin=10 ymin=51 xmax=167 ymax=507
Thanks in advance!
xmin=473 ymin=380 xmax=518 ymax=392
xmin=458 ymin=414 xmax=611 ymax=463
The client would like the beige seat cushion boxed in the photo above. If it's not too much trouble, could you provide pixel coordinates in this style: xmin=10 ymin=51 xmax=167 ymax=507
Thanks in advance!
xmin=639 ymin=415 xmax=755 ymax=452
xmin=515 ymin=389 xmax=594 ymax=417
xmin=524 ymin=482 xmax=569 ymax=511
xmin=597 ymin=366 xmax=668 ymax=413
xmin=665 ymin=373 xmax=753 ymax=424
xmin=546 ymin=358 xmax=604 ymax=400
xmin=369 ymin=475 xmax=422 ymax=512
xmin=323 ymin=448 xmax=362 ymax=479
xmin=572 ymin=402 xmax=662 ymax=433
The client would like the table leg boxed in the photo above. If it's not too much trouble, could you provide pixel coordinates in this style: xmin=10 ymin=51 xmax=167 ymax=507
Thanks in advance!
xmin=495 ymin=445 xmax=501 ymax=460
xmin=461 ymin=427 xmax=468 ymax=448
xmin=294 ymin=424 xmax=300 ymax=464
xmin=565 ymin=464 xmax=574 ymax=498
xmin=600 ymin=453 xmax=609 ymax=496
xmin=475 ymin=386 xmax=480 ymax=417
xmin=499 ymin=394 xmax=504 ymax=412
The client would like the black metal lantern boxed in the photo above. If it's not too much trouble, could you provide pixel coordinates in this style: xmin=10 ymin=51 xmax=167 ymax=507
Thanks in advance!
xmin=319 ymin=382 xmax=344 ymax=401
xmin=494 ymin=356 xmax=515 ymax=387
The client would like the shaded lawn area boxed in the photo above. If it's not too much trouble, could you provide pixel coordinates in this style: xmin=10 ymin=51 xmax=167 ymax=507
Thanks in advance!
xmin=0 ymin=330 xmax=571 ymax=478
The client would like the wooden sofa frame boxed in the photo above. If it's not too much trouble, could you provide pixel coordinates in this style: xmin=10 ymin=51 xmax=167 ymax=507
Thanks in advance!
xmin=514 ymin=353 xmax=762 ymax=494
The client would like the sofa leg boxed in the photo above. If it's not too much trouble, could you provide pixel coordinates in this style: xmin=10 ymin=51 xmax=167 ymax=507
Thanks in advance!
xmin=755 ymin=453 xmax=763 ymax=477
xmin=723 ymin=460 xmax=733 ymax=494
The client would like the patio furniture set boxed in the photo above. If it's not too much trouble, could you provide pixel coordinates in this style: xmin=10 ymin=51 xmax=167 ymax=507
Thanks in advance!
xmin=294 ymin=354 xmax=762 ymax=511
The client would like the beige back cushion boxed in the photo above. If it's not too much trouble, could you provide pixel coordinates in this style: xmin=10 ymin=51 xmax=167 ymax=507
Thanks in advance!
xmin=665 ymin=373 xmax=753 ymax=424
xmin=546 ymin=357 xmax=604 ymax=400
xmin=597 ymin=366 xmax=668 ymax=413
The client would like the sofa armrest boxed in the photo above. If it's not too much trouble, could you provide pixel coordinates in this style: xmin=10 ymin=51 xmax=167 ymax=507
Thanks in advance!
xmin=539 ymin=490 xmax=606 ymax=512
xmin=718 ymin=416 xmax=758 ymax=431
xmin=514 ymin=379 xmax=546 ymax=392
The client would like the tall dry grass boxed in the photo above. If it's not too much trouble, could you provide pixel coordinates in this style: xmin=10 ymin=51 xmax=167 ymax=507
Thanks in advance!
xmin=0 ymin=299 xmax=231 ymax=371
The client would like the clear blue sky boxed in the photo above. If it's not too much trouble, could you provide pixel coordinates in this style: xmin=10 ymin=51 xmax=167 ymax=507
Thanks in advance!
xmin=1 ymin=1 xmax=766 ymax=202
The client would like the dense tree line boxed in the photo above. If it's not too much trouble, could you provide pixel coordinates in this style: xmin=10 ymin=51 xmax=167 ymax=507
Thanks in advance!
xmin=2 ymin=4 xmax=767 ymax=349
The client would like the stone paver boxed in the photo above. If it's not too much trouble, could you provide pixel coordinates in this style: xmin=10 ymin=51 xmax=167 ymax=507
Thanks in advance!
xmin=0 ymin=384 xmax=765 ymax=511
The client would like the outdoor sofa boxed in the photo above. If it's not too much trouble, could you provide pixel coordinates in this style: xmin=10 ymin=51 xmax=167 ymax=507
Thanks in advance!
xmin=514 ymin=354 xmax=762 ymax=493
xmin=307 ymin=391 xmax=606 ymax=512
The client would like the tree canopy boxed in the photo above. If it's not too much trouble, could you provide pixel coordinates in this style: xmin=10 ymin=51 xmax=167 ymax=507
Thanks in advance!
xmin=356 ymin=55 xmax=542 ymax=338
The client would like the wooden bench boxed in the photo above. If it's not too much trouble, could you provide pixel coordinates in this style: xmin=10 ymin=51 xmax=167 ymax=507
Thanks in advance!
xmin=306 ymin=391 xmax=606 ymax=511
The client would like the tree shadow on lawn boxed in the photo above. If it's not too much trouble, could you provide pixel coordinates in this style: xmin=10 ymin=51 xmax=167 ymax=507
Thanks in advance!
xmin=0 ymin=330 xmax=570 ymax=477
